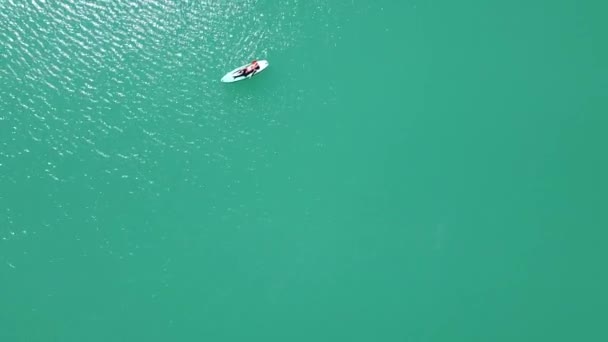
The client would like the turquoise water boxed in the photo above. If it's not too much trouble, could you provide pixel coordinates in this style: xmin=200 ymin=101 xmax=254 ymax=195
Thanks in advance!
xmin=1 ymin=0 xmax=607 ymax=341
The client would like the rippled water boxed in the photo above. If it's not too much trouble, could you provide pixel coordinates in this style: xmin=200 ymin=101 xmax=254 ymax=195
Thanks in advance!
xmin=0 ymin=0 xmax=321 ymax=237
xmin=2 ymin=1 xmax=607 ymax=341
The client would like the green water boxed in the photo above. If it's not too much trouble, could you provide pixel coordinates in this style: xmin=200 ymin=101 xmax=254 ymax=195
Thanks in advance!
xmin=1 ymin=0 xmax=607 ymax=341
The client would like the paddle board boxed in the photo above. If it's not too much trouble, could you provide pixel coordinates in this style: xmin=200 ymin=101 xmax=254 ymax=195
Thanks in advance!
xmin=221 ymin=60 xmax=269 ymax=83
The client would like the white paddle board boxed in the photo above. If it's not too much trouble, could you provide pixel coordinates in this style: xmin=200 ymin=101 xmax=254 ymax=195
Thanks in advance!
xmin=221 ymin=60 xmax=269 ymax=83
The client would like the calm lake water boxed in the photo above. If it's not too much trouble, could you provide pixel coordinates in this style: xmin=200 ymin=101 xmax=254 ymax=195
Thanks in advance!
xmin=1 ymin=0 xmax=606 ymax=341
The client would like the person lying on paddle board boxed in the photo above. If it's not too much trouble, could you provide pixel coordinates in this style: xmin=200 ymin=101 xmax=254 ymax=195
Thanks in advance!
xmin=235 ymin=60 xmax=260 ymax=77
